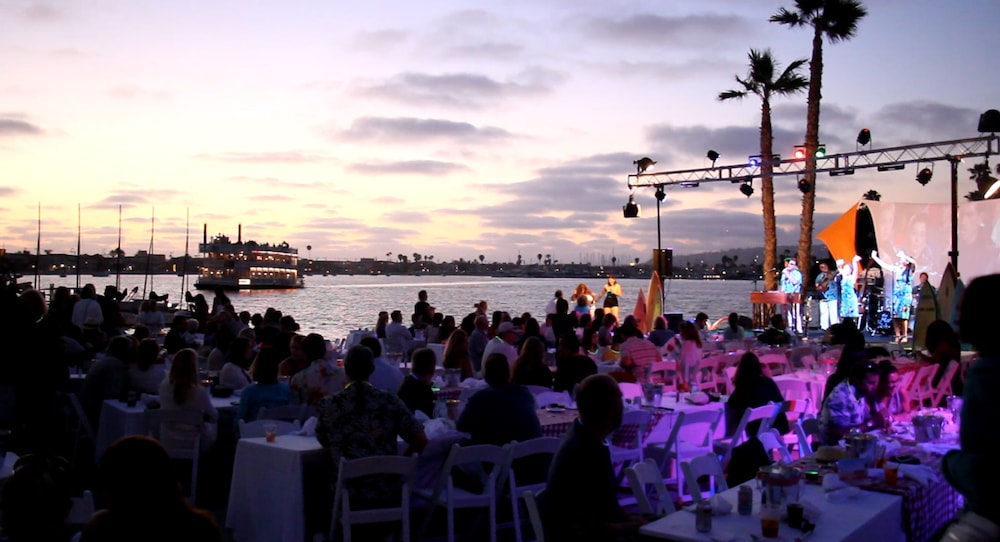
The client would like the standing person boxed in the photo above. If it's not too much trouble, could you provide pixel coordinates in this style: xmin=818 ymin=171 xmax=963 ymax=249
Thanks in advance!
xmin=941 ymin=274 xmax=1000 ymax=539
xmin=595 ymin=275 xmax=623 ymax=320
xmin=375 ymin=311 xmax=389 ymax=339
xmin=838 ymin=256 xmax=862 ymax=325
xmin=414 ymin=290 xmax=430 ymax=325
xmin=545 ymin=290 xmax=563 ymax=316
xmin=871 ymin=250 xmax=917 ymax=343
xmin=779 ymin=259 xmax=803 ymax=334
xmin=815 ymin=261 xmax=840 ymax=331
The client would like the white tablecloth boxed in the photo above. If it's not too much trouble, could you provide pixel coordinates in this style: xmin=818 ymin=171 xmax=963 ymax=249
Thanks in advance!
xmin=94 ymin=396 xmax=236 ymax=460
xmin=640 ymin=479 xmax=905 ymax=542
xmin=773 ymin=370 xmax=829 ymax=413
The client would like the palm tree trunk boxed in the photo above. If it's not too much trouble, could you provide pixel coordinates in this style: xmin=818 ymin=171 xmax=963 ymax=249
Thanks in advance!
xmin=761 ymin=97 xmax=778 ymax=291
xmin=798 ymin=26 xmax=825 ymax=291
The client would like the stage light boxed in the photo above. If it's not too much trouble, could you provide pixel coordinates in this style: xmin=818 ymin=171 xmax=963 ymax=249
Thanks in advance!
xmin=623 ymin=195 xmax=640 ymax=218
xmin=634 ymin=157 xmax=656 ymax=174
xmin=654 ymin=186 xmax=666 ymax=202
xmin=857 ymin=128 xmax=871 ymax=146
xmin=706 ymin=150 xmax=720 ymax=165
xmin=794 ymin=146 xmax=807 ymax=160
xmin=679 ymin=181 xmax=700 ymax=188
xmin=749 ymin=155 xmax=761 ymax=167
xmin=916 ymin=167 xmax=933 ymax=186
xmin=797 ymin=177 xmax=812 ymax=193
xmin=815 ymin=144 xmax=826 ymax=158
xmin=877 ymin=164 xmax=905 ymax=172
xmin=978 ymin=109 xmax=1000 ymax=133
xmin=740 ymin=181 xmax=754 ymax=198
xmin=829 ymin=168 xmax=855 ymax=176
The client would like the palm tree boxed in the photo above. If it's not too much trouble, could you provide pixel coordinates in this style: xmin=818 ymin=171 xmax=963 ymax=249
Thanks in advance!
xmin=967 ymin=161 xmax=998 ymax=199
xmin=862 ymin=190 xmax=881 ymax=201
xmin=478 ymin=254 xmax=485 ymax=264
xmin=537 ymin=253 xmax=542 ymax=265
xmin=719 ymin=48 xmax=808 ymax=290
xmin=386 ymin=252 xmax=392 ymax=262
xmin=772 ymin=0 xmax=867 ymax=289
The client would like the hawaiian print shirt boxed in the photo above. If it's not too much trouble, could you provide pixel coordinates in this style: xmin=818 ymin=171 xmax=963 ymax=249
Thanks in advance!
xmin=819 ymin=380 xmax=870 ymax=446
xmin=290 ymin=359 xmax=346 ymax=405
xmin=315 ymin=381 xmax=424 ymax=507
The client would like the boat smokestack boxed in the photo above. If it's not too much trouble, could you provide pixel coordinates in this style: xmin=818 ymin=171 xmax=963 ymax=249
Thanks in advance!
xmin=238 ymin=224 xmax=242 ymax=243
xmin=203 ymin=223 xmax=207 ymax=244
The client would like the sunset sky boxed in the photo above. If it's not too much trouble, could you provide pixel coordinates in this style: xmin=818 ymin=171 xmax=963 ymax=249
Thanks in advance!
xmin=2 ymin=0 xmax=998 ymax=264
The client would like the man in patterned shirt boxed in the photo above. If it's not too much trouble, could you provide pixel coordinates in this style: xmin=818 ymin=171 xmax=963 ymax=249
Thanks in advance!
xmin=316 ymin=345 xmax=427 ymax=508
xmin=819 ymin=362 xmax=882 ymax=445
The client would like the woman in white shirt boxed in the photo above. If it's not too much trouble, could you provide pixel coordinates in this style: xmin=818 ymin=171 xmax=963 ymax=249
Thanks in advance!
xmin=158 ymin=348 xmax=218 ymax=449
xmin=664 ymin=322 xmax=703 ymax=391
xmin=219 ymin=336 xmax=254 ymax=391
xmin=128 ymin=338 xmax=167 ymax=395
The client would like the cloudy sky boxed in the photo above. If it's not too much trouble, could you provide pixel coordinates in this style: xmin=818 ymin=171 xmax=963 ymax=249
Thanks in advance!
xmin=1 ymin=0 xmax=998 ymax=264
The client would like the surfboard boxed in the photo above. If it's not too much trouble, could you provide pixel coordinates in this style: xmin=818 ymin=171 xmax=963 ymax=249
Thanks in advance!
xmin=646 ymin=270 xmax=663 ymax=332
xmin=935 ymin=263 xmax=958 ymax=325
xmin=632 ymin=287 xmax=648 ymax=334
xmin=912 ymin=282 xmax=939 ymax=350
xmin=947 ymin=279 xmax=964 ymax=330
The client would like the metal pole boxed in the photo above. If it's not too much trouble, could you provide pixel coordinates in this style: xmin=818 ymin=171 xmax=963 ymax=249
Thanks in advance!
xmin=656 ymin=197 xmax=665 ymax=308
xmin=949 ymin=157 xmax=960 ymax=274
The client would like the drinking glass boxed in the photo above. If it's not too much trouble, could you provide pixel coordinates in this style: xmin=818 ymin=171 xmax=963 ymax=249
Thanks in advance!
xmin=264 ymin=422 xmax=277 ymax=443
xmin=760 ymin=504 xmax=781 ymax=538
xmin=884 ymin=463 xmax=899 ymax=486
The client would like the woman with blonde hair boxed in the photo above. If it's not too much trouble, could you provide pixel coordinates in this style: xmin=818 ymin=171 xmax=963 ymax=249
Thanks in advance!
xmin=158 ymin=348 xmax=218 ymax=449
xmin=442 ymin=328 xmax=474 ymax=380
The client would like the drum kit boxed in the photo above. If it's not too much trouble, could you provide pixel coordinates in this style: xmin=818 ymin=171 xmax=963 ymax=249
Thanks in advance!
xmin=860 ymin=286 xmax=892 ymax=336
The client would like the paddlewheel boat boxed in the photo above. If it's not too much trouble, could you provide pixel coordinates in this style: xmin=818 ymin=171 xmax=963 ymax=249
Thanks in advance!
xmin=194 ymin=225 xmax=303 ymax=290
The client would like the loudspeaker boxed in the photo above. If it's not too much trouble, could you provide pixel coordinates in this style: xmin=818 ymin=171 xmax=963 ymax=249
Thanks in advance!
xmin=652 ymin=248 xmax=673 ymax=277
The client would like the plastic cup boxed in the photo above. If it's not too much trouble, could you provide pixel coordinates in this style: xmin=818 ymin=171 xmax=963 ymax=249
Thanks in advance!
xmin=884 ymin=463 xmax=899 ymax=486
xmin=264 ymin=422 xmax=277 ymax=443
xmin=786 ymin=503 xmax=804 ymax=529
xmin=760 ymin=505 xmax=781 ymax=538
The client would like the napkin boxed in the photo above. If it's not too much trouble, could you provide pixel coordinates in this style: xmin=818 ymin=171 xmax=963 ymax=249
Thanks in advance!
xmin=899 ymin=464 xmax=936 ymax=487
xmin=822 ymin=473 xmax=848 ymax=492
xmin=140 ymin=393 xmax=160 ymax=407
xmin=709 ymin=494 xmax=733 ymax=516
xmin=686 ymin=392 xmax=710 ymax=405
xmin=297 ymin=416 xmax=318 ymax=436
xmin=423 ymin=417 xmax=457 ymax=439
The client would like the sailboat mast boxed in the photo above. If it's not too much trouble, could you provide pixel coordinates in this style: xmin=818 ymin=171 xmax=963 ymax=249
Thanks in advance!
xmin=142 ymin=207 xmax=154 ymax=299
xmin=34 ymin=203 xmax=40 ymax=290
xmin=180 ymin=208 xmax=190 ymax=300
xmin=115 ymin=205 xmax=122 ymax=290
xmin=76 ymin=203 xmax=81 ymax=290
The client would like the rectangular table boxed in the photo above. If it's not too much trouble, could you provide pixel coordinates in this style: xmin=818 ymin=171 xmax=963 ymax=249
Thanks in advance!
xmin=640 ymin=480 xmax=905 ymax=542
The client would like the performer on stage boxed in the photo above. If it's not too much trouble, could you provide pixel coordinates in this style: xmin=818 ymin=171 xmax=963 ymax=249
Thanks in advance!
xmin=815 ymin=261 xmax=840 ymax=331
xmin=858 ymin=256 xmax=883 ymax=333
xmin=871 ymin=250 xmax=917 ymax=343
xmin=838 ymin=256 xmax=862 ymax=324
xmin=596 ymin=274 xmax=623 ymax=320
xmin=779 ymin=259 xmax=804 ymax=334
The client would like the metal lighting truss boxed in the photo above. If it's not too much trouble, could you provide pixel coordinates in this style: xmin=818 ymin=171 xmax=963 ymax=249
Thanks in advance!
xmin=626 ymin=135 xmax=1000 ymax=188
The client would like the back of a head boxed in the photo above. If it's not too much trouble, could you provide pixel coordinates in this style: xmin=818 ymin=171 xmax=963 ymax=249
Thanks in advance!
xmin=849 ymin=360 xmax=879 ymax=386
xmin=558 ymin=331 xmax=580 ymax=354
xmin=136 ymin=338 xmax=160 ymax=371
xmin=99 ymin=436 xmax=182 ymax=510
xmin=106 ymin=335 xmax=134 ymax=363
xmin=483 ymin=353 xmax=511 ymax=386
xmin=359 ymin=336 xmax=382 ymax=357
xmin=576 ymin=374 xmax=620 ymax=423
xmin=344 ymin=345 xmax=375 ymax=381
xmin=518 ymin=336 xmax=546 ymax=362
xmin=769 ymin=314 xmax=784 ymax=329
xmin=734 ymin=352 xmax=762 ymax=391
xmin=411 ymin=347 xmax=437 ymax=377
xmin=925 ymin=319 xmax=958 ymax=352
xmin=654 ymin=316 xmax=666 ymax=331
xmin=1 ymin=454 xmax=72 ymax=538
xmin=302 ymin=333 xmax=326 ymax=361
xmin=728 ymin=312 xmax=739 ymax=329
xmin=959 ymin=274 xmax=1000 ymax=356
xmin=252 ymin=350 xmax=280 ymax=385
xmin=555 ymin=298 xmax=569 ymax=315
xmin=170 ymin=348 xmax=199 ymax=387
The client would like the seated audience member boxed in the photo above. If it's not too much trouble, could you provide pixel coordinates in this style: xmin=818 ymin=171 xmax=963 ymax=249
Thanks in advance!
xmin=819 ymin=361 xmax=882 ymax=445
xmin=722 ymin=312 xmax=745 ymax=342
xmin=646 ymin=316 xmax=675 ymax=347
xmin=923 ymin=319 xmax=963 ymax=398
xmin=80 ymin=336 xmax=133 ymax=427
xmin=457 ymin=353 xmax=542 ymax=446
xmin=553 ymin=332 xmax=597 ymax=394
xmin=136 ymin=300 xmax=165 ymax=338
xmin=163 ymin=315 xmax=190 ymax=354
xmin=80 ymin=436 xmax=221 ymax=541
xmin=694 ymin=312 xmax=711 ymax=339
xmin=0 ymin=454 xmax=73 ymax=542
xmin=360 ymin=337 xmax=404 ymax=393
xmin=542 ymin=374 xmax=644 ymax=541
xmin=398 ymin=348 xmax=437 ymax=418
xmin=872 ymin=360 xmax=907 ymax=425
xmin=316 ymin=345 xmax=427 ymax=509
xmin=617 ymin=324 xmax=660 ymax=382
xmin=725 ymin=353 xmax=789 ymax=437
xmin=236 ymin=352 xmax=291 ymax=428
xmin=128 ymin=338 xmax=167 ymax=395
xmin=218 ymin=336 xmax=253 ymax=391
xmin=468 ymin=315 xmax=491 ymax=373
xmin=71 ymin=283 xmax=103 ymax=331
xmin=277 ymin=334 xmax=308 ymax=377
xmin=159 ymin=348 xmax=219 ymax=449
xmin=290 ymin=333 xmax=345 ymax=405
xmin=481 ymin=321 xmax=519 ymax=366
xmin=442 ymin=328 xmax=475 ymax=380
xmin=756 ymin=314 xmax=794 ymax=347
xmin=511 ymin=336 xmax=554 ymax=389
xmin=822 ymin=346 xmax=867 ymax=401
xmin=941 ymin=274 xmax=1000 ymax=537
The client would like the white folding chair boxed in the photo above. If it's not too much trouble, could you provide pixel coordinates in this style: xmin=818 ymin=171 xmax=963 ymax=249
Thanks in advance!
xmin=331 ymin=455 xmax=416 ymax=542
xmin=759 ymin=353 xmax=790 ymax=376
xmin=610 ymin=409 xmax=652 ymax=478
xmin=793 ymin=418 xmax=821 ymax=457
xmin=237 ymin=418 xmax=300 ymax=439
xmin=931 ymin=360 xmax=960 ymax=407
xmin=534 ymin=391 xmax=572 ymax=409
xmin=714 ymin=404 xmax=777 ymax=468
xmin=666 ymin=409 xmax=722 ymax=502
xmin=258 ymin=404 xmax=310 ymax=422
xmin=775 ymin=379 xmax=811 ymax=406
xmin=681 ymin=453 xmax=729 ymax=503
xmin=522 ymin=490 xmax=545 ymax=542
xmin=62 ymin=392 xmax=96 ymax=467
xmin=626 ymin=458 xmax=677 ymax=516
xmin=648 ymin=361 xmax=678 ymax=389
xmin=723 ymin=367 xmax=738 ymax=394
xmin=773 ymin=398 xmax=811 ymax=454
xmin=693 ymin=357 xmax=720 ymax=393
xmin=909 ymin=364 xmax=939 ymax=408
xmin=417 ymin=443 xmax=508 ymax=542
xmin=758 ymin=429 xmax=793 ymax=464
xmin=503 ymin=438 xmax=561 ymax=542
xmin=146 ymin=408 xmax=203 ymax=504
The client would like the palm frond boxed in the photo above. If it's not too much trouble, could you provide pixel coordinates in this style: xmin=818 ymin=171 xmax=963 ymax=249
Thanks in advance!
xmin=718 ymin=90 xmax=747 ymax=101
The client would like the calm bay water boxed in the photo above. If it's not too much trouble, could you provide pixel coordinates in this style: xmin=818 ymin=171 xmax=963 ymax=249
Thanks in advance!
xmin=41 ymin=275 xmax=758 ymax=340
